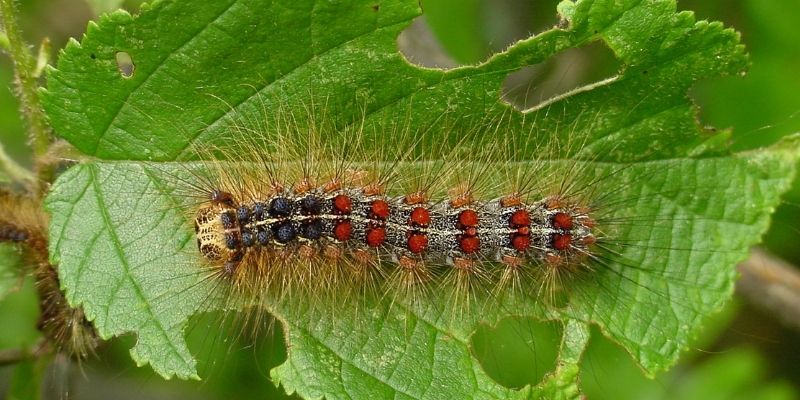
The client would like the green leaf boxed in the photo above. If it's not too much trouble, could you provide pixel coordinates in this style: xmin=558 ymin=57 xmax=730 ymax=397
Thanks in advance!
xmin=43 ymin=0 xmax=746 ymax=163
xmin=44 ymin=146 xmax=798 ymax=392
xmin=534 ymin=320 xmax=588 ymax=400
xmin=40 ymin=0 xmax=799 ymax=397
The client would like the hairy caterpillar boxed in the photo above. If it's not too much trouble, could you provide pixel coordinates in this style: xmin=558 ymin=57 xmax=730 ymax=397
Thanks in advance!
xmin=144 ymin=103 xmax=619 ymax=319
xmin=129 ymin=98 xmax=731 ymax=333
xmin=0 ymin=191 xmax=98 ymax=359
xmin=188 ymin=140 xmax=596 ymax=309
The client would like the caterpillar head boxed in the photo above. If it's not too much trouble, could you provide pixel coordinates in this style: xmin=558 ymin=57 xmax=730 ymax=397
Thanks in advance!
xmin=194 ymin=206 xmax=228 ymax=264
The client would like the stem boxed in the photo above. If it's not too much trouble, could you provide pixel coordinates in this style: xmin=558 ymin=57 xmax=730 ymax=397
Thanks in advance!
xmin=0 ymin=347 xmax=27 ymax=366
xmin=0 ymin=0 xmax=52 ymax=191
xmin=737 ymin=248 xmax=800 ymax=332
xmin=0 ymin=138 xmax=35 ymax=185
xmin=0 ymin=340 xmax=48 ymax=366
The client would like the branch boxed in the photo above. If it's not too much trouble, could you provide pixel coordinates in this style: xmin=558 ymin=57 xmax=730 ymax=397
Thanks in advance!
xmin=0 ymin=340 xmax=48 ymax=366
xmin=0 ymin=137 xmax=35 ymax=185
xmin=737 ymin=248 xmax=800 ymax=331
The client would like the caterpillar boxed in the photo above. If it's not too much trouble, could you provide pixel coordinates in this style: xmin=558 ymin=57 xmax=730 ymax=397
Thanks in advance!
xmin=150 ymin=104 xmax=621 ymax=319
xmin=124 ymin=104 xmax=749 ymax=367
xmin=0 ymin=191 xmax=99 ymax=359
xmin=192 ymin=158 xmax=597 ymax=301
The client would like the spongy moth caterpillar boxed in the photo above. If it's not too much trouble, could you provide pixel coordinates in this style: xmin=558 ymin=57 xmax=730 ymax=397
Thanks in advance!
xmin=140 ymin=100 xmax=720 ymax=330
xmin=191 ymin=154 xmax=596 ymax=307
xmin=151 ymin=108 xmax=607 ymax=318
xmin=0 ymin=191 xmax=99 ymax=359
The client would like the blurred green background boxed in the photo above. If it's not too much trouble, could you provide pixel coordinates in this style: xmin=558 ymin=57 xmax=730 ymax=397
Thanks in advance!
xmin=1 ymin=0 xmax=799 ymax=398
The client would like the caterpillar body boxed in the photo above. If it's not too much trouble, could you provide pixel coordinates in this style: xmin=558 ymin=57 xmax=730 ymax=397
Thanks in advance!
xmin=166 ymin=109 xmax=616 ymax=311
xmin=196 ymin=180 xmax=596 ymax=281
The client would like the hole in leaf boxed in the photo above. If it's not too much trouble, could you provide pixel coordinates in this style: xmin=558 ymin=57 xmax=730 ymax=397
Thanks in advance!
xmin=578 ymin=327 xmax=659 ymax=398
xmin=183 ymin=312 xmax=289 ymax=391
xmin=397 ymin=16 xmax=459 ymax=70
xmin=501 ymin=41 xmax=621 ymax=111
xmin=115 ymin=51 xmax=135 ymax=78
xmin=400 ymin=0 xmax=562 ymax=67
xmin=471 ymin=317 xmax=561 ymax=389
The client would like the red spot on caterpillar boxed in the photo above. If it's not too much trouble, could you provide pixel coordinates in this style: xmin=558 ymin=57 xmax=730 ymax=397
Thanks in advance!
xmin=552 ymin=212 xmax=573 ymax=230
xmin=512 ymin=234 xmax=531 ymax=251
xmin=465 ymin=227 xmax=478 ymax=236
xmin=552 ymin=233 xmax=572 ymax=250
xmin=448 ymin=183 xmax=473 ymax=208
xmin=517 ymin=226 xmax=530 ymax=235
xmin=582 ymin=235 xmax=597 ymax=246
xmin=270 ymin=182 xmax=284 ymax=194
xmin=366 ymin=227 xmax=386 ymax=247
xmin=510 ymin=210 xmax=530 ymax=227
xmin=407 ymin=233 xmax=428 ymax=254
xmin=370 ymin=200 xmax=390 ymax=219
xmin=410 ymin=207 xmax=430 ymax=227
xmin=458 ymin=209 xmax=478 ymax=227
xmin=459 ymin=236 xmax=480 ymax=254
xmin=353 ymin=248 xmax=376 ymax=264
xmin=333 ymin=221 xmax=352 ymax=241
xmin=449 ymin=194 xmax=473 ymax=208
xmin=333 ymin=194 xmax=352 ymax=214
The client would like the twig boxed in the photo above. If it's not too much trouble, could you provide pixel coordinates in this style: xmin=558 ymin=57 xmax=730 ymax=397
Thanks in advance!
xmin=0 ymin=339 xmax=49 ymax=366
xmin=0 ymin=0 xmax=52 ymax=192
xmin=737 ymin=247 xmax=800 ymax=331
xmin=0 ymin=347 xmax=28 ymax=366
xmin=0 ymin=137 xmax=35 ymax=185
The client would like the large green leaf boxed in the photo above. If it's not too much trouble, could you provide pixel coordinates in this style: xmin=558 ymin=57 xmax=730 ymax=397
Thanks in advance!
xmin=41 ymin=0 xmax=799 ymax=397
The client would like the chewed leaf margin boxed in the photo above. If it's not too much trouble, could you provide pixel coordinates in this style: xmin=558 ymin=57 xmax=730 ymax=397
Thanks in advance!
xmin=42 ymin=0 xmax=746 ymax=163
